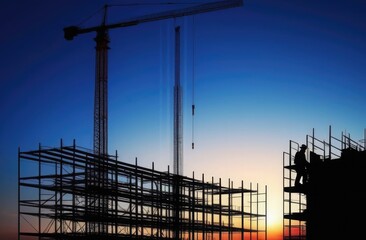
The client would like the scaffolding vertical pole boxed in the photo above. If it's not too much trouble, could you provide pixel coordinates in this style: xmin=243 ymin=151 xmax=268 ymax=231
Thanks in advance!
xmin=288 ymin=141 xmax=292 ymax=238
xmin=18 ymin=147 xmax=20 ymax=240
xmin=202 ymin=173 xmax=205 ymax=240
xmin=219 ymin=178 xmax=222 ymax=240
xmin=329 ymin=125 xmax=332 ymax=159
xmin=227 ymin=179 xmax=230 ymax=240
xmin=135 ymin=159 xmax=138 ymax=238
xmin=282 ymin=152 xmax=285 ymax=240
xmin=38 ymin=143 xmax=41 ymax=239
xmin=189 ymin=178 xmax=192 ymax=240
xmin=60 ymin=139 xmax=63 ymax=235
xmin=312 ymin=128 xmax=314 ymax=151
xmin=256 ymin=183 xmax=259 ymax=240
xmin=158 ymin=172 xmax=163 ymax=239
xmin=129 ymin=171 xmax=132 ymax=238
xmin=54 ymin=144 xmax=58 ymax=236
xmin=232 ymin=180 xmax=234 ymax=240
xmin=151 ymin=162 xmax=154 ymax=238
xmin=192 ymin=171 xmax=195 ymax=240
xmin=241 ymin=180 xmax=244 ymax=240
xmin=211 ymin=176 xmax=214 ymax=239
xmin=168 ymin=165 xmax=172 ymax=239
xmin=265 ymin=185 xmax=268 ymax=240
xmin=85 ymin=155 xmax=88 ymax=235
xmin=250 ymin=182 xmax=252 ymax=240
xmin=115 ymin=151 xmax=118 ymax=235
xmin=140 ymin=171 xmax=144 ymax=237
xmin=184 ymin=182 xmax=187 ymax=239
xmin=72 ymin=140 xmax=76 ymax=234
xmin=173 ymin=174 xmax=181 ymax=239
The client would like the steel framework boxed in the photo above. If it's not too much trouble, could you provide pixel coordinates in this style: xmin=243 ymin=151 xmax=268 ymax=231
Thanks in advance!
xmin=18 ymin=140 xmax=267 ymax=240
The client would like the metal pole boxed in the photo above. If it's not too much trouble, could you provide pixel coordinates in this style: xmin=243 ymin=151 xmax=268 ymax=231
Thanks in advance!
xmin=192 ymin=171 xmax=195 ymax=240
xmin=38 ymin=143 xmax=41 ymax=239
xmin=60 ymin=139 xmax=63 ymax=235
xmin=151 ymin=162 xmax=154 ymax=238
xmin=282 ymin=153 xmax=285 ymax=240
xmin=135 ymin=158 xmax=138 ymax=238
xmin=140 ymin=172 xmax=144 ymax=237
xmin=72 ymin=140 xmax=76 ymax=234
xmin=329 ymin=125 xmax=332 ymax=159
xmin=18 ymin=147 xmax=20 ymax=240
xmin=115 ymin=150 xmax=118 ymax=235
xmin=219 ymin=178 xmax=222 ymax=240
xmin=256 ymin=183 xmax=259 ymax=240
xmin=265 ymin=185 xmax=268 ymax=240
xmin=202 ymin=173 xmax=205 ymax=240
xmin=228 ymin=179 xmax=231 ymax=240
xmin=54 ymin=144 xmax=58 ymax=236
xmin=211 ymin=176 xmax=214 ymax=239
xmin=250 ymin=182 xmax=252 ymax=240
xmin=312 ymin=128 xmax=315 ymax=152
xmin=241 ymin=180 xmax=244 ymax=240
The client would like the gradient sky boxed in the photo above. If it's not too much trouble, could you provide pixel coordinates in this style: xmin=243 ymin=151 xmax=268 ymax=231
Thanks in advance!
xmin=1 ymin=0 xmax=365 ymax=239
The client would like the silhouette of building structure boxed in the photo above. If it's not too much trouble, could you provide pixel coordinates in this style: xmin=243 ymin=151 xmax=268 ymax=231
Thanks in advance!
xmin=18 ymin=140 xmax=267 ymax=240
xmin=283 ymin=126 xmax=366 ymax=239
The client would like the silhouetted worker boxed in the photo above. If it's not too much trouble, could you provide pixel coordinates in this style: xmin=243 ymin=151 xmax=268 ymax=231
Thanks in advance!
xmin=294 ymin=144 xmax=310 ymax=187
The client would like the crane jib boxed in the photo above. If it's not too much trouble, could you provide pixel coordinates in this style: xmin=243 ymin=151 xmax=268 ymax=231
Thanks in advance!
xmin=63 ymin=0 xmax=243 ymax=40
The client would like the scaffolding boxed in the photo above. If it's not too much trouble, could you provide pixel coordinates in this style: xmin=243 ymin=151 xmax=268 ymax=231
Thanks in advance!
xmin=283 ymin=126 xmax=365 ymax=240
xmin=18 ymin=140 xmax=267 ymax=240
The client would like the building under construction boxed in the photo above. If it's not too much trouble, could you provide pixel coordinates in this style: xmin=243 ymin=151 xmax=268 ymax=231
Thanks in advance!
xmin=283 ymin=126 xmax=366 ymax=239
xmin=18 ymin=1 xmax=268 ymax=239
xmin=18 ymin=140 xmax=267 ymax=240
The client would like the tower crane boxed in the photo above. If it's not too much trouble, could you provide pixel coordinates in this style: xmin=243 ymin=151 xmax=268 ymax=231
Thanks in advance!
xmin=64 ymin=0 xmax=243 ymax=159
xmin=64 ymin=0 xmax=243 ymax=237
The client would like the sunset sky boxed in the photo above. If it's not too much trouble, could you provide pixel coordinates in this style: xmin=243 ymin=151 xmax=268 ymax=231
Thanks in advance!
xmin=1 ymin=0 xmax=365 ymax=239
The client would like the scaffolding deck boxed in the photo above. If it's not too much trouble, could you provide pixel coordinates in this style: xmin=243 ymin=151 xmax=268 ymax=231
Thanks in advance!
xmin=18 ymin=141 xmax=267 ymax=239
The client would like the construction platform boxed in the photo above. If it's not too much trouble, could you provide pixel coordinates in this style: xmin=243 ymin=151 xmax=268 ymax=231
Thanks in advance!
xmin=283 ymin=126 xmax=366 ymax=240
xmin=18 ymin=140 xmax=267 ymax=239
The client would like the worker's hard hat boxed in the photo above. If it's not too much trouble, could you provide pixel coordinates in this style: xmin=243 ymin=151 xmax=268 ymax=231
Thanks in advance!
xmin=300 ymin=144 xmax=307 ymax=149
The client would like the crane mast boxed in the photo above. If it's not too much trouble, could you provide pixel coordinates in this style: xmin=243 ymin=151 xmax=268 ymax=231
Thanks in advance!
xmin=174 ymin=26 xmax=183 ymax=176
xmin=94 ymin=28 xmax=109 ymax=158
xmin=63 ymin=0 xmax=243 ymax=237
xmin=64 ymin=0 xmax=243 ymax=158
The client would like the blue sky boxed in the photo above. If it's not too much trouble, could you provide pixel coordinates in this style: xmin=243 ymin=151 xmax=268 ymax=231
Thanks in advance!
xmin=1 ymin=0 xmax=365 ymax=239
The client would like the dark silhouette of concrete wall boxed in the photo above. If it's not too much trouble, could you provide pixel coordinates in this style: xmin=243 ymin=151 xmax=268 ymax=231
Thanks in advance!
xmin=307 ymin=148 xmax=366 ymax=239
